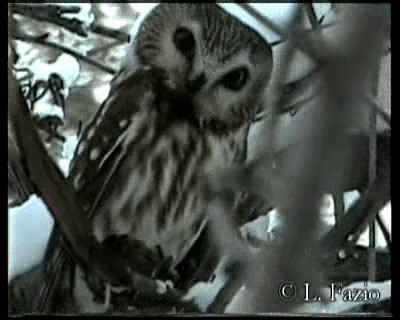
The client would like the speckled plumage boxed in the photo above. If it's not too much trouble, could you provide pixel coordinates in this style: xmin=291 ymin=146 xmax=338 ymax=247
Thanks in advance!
xmin=43 ymin=3 xmax=274 ymax=311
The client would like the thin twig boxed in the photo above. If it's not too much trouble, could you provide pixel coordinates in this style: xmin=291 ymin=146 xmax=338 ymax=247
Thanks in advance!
xmin=90 ymin=22 xmax=131 ymax=43
xmin=13 ymin=4 xmax=87 ymax=36
xmin=13 ymin=32 xmax=117 ymax=75
xmin=376 ymin=213 xmax=391 ymax=252
xmin=12 ymin=3 xmax=130 ymax=42
xmin=333 ymin=193 xmax=345 ymax=224
xmin=86 ymin=39 xmax=124 ymax=56
xmin=303 ymin=4 xmax=320 ymax=30
xmin=363 ymin=95 xmax=391 ymax=126
xmin=236 ymin=3 xmax=322 ymax=62
xmin=269 ymin=22 xmax=336 ymax=48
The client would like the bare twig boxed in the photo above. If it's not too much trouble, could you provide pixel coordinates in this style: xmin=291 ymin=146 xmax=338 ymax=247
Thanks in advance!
xmin=333 ymin=193 xmax=345 ymax=224
xmin=13 ymin=4 xmax=88 ymax=37
xmin=268 ymin=21 xmax=336 ymax=48
xmin=236 ymin=3 xmax=322 ymax=62
xmin=90 ymin=22 xmax=131 ymax=43
xmin=303 ymin=4 xmax=320 ymax=30
xmin=376 ymin=213 xmax=391 ymax=252
xmin=86 ymin=39 xmax=124 ymax=56
xmin=13 ymin=32 xmax=117 ymax=75
xmin=12 ymin=3 xmax=130 ymax=42
xmin=363 ymin=95 xmax=391 ymax=126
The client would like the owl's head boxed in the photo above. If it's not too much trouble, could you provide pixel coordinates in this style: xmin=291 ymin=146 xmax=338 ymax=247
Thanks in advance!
xmin=124 ymin=4 xmax=273 ymax=128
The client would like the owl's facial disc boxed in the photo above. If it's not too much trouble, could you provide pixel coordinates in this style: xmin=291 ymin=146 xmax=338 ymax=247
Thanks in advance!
xmin=134 ymin=4 xmax=273 ymax=127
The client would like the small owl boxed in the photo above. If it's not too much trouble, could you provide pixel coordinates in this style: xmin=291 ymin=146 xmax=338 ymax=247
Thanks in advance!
xmin=45 ymin=3 xmax=273 ymax=309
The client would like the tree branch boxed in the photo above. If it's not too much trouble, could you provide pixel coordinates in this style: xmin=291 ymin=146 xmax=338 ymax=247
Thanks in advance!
xmin=13 ymin=32 xmax=117 ymax=75
xmin=303 ymin=3 xmax=320 ymax=30
xmin=12 ymin=3 xmax=130 ymax=42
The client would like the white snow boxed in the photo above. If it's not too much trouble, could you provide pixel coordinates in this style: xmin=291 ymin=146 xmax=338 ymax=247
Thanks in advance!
xmin=183 ymin=258 xmax=230 ymax=312
xmin=8 ymin=133 xmax=77 ymax=281
xmin=58 ymin=134 xmax=79 ymax=177
xmin=16 ymin=53 xmax=80 ymax=88
xmin=32 ymin=102 xmax=64 ymax=119
xmin=92 ymin=83 xmax=111 ymax=105
xmin=8 ymin=195 xmax=54 ymax=282
xmin=15 ymin=53 xmax=81 ymax=120
xmin=59 ymin=3 xmax=95 ymax=27
xmin=241 ymin=209 xmax=284 ymax=243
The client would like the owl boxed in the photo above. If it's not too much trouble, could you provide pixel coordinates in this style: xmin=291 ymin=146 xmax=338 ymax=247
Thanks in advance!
xmin=42 ymin=3 xmax=273 ymax=311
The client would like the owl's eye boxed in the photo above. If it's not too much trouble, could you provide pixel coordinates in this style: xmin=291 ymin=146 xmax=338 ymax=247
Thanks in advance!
xmin=173 ymin=27 xmax=195 ymax=60
xmin=220 ymin=67 xmax=249 ymax=91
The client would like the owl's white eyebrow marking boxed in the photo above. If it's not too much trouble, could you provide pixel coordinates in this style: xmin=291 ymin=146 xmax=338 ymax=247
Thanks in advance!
xmin=90 ymin=148 xmax=101 ymax=161
xmin=119 ymin=119 xmax=128 ymax=128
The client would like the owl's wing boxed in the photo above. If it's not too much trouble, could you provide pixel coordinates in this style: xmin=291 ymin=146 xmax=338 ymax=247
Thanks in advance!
xmin=68 ymin=70 xmax=150 ymax=219
xmin=68 ymin=67 xmax=169 ymax=220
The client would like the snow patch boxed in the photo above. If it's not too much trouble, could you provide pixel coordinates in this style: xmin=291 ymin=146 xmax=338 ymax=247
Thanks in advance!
xmin=8 ymin=195 xmax=54 ymax=281
xmin=241 ymin=208 xmax=284 ymax=244
xmin=15 ymin=53 xmax=80 ymax=120
xmin=93 ymin=83 xmax=111 ymax=104
xmin=59 ymin=3 xmax=95 ymax=26
xmin=58 ymin=134 xmax=79 ymax=177
xmin=32 ymin=102 xmax=64 ymax=119
xmin=183 ymin=259 xmax=230 ymax=312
